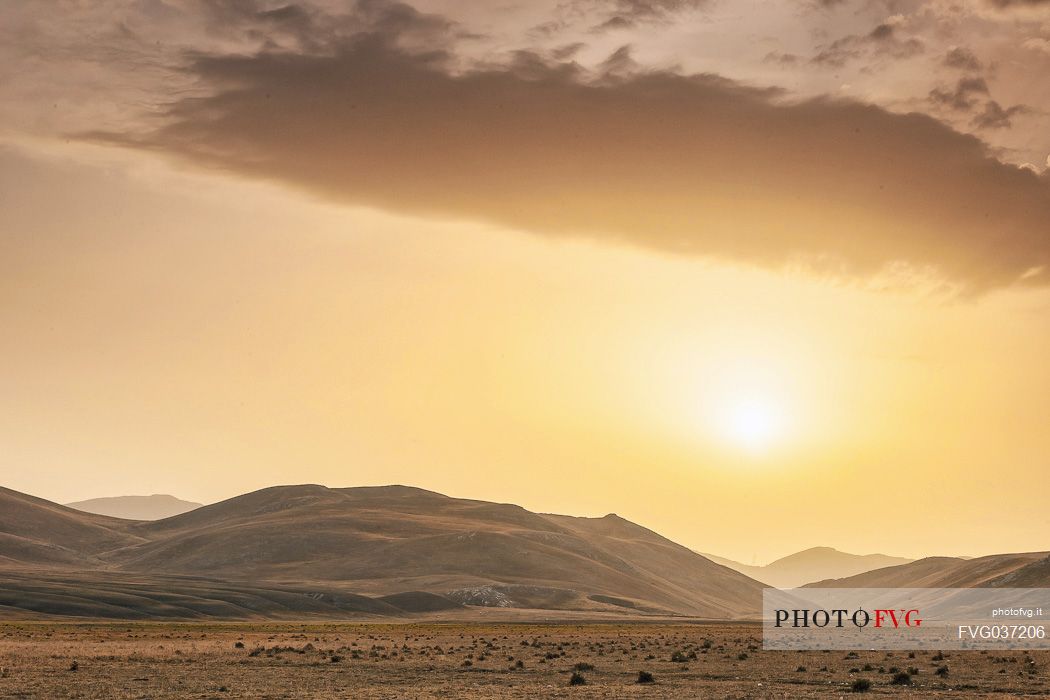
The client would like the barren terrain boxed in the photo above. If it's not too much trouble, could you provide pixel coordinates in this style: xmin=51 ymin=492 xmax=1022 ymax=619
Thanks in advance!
xmin=0 ymin=622 xmax=1046 ymax=699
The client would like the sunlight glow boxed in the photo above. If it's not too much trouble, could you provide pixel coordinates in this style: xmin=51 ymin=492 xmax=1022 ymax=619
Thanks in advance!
xmin=720 ymin=395 xmax=787 ymax=452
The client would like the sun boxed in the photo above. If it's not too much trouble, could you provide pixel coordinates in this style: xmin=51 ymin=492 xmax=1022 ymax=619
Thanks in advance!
xmin=719 ymin=395 xmax=786 ymax=452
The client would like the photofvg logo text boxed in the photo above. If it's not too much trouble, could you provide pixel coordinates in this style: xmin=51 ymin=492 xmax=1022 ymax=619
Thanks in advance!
xmin=774 ymin=607 xmax=922 ymax=629
xmin=763 ymin=588 xmax=1050 ymax=650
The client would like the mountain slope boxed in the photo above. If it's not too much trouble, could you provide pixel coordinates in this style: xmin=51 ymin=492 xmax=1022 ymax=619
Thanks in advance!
xmin=806 ymin=551 xmax=1049 ymax=588
xmin=1 ymin=484 xmax=765 ymax=619
xmin=65 ymin=495 xmax=202 ymax=521
xmin=0 ymin=487 xmax=143 ymax=568
xmin=546 ymin=513 xmax=760 ymax=618
xmin=105 ymin=485 xmax=765 ymax=618
xmin=702 ymin=547 xmax=913 ymax=588
xmin=0 ymin=570 xmax=404 ymax=620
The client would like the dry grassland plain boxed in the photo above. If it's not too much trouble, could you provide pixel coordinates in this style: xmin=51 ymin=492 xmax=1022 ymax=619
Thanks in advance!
xmin=0 ymin=622 xmax=1047 ymax=699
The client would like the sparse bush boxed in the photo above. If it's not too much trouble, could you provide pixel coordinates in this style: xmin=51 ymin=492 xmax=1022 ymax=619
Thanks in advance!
xmin=68 ymin=660 xmax=78 ymax=672
xmin=796 ymin=665 xmax=807 ymax=672
xmin=515 ymin=659 xmax=525 ymax=669
xmin=569 ymin=671 xmax=587 ymax=686
xmin=935 ymin=665 xmax=949 ymax=676
xmin=234 ymin=641 xmax=244 ymax=649
xmin=851 ymin=678 xmax=872 ymax=692
xmin=670 ymin=650 xmax=689 ymax=663
xmin=573 ymin=662 xmax=595 ymax=671
xmin=891 ymin=671 xmax=912 ymax=685
xmin=637 ymin=670 xmax=655 ymax=684
xmin=737 ymin=652 xmax=749 ymax=661
xmin=330 ymin=655 xmax=344 ymax=663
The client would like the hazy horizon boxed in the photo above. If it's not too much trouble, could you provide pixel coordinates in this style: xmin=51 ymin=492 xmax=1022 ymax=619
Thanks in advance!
xmin=3 ymin=0 xmax=1050 ymax=566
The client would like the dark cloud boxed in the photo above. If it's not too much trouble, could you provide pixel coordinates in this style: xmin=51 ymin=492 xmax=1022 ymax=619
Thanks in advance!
xmin=594 ymin=15 xmax=636 ymax=31
xmin=928 ymin=77 xmax=1029 ymax=130
xmin=764 ymin=51 xmax=801 ymax=65
xmin=929 ymin=77 xmax=990 ymax=111
xmin=609 ymin=0 xmax=706 ymax=20
xmin=589 ymin=0 xmax=706 ymax=31
xmin=812 ymin=23 xmax=924 ymax=68
xmin=90 ymin=22 xmax=1050 ymax=293
xmin=987 ymin=0 xmax=1050 ymax=7
xmin=944 ymin=47 xmax=982 ymax=71
xmin=973 ymin=100 xmax=1030 ymax=129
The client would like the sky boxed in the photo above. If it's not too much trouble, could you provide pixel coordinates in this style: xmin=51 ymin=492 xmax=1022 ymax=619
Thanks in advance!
xmin=1 ymin=0 xmax=1049 ymax=564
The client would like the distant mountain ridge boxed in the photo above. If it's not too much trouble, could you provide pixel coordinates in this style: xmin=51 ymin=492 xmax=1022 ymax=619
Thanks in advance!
xmin=1 ymin=484 xmax=764 ymax=620
xmin=804 ymin=551 xmax=1050 ymax=588
xmin=65 ymin=494 xmax=203 ymax=521
xmin=5 ymin=484 xmax=1047 ymax=621
xmin=701 ymin=546 xmax=914 ymax=588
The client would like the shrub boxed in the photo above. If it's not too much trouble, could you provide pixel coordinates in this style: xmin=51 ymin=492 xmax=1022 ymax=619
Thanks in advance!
xmin=737 ymin=652 xmax=749 ymax=661
xmin=569 ymin=671 xmax=587 ymax=686
xmin=670 ymin=650 xmax=689 ymax=663
xmin=234 ymin=641 xmax=245 ymax=649
xmin=891 ymin=671 xmax=912 ymax=685
xmin=68 ymin=661 xmax=78 ymax=672
xmin=935 ymin=665 xmax=949 ymax=676
xmin=574 ymin=662 xmax=595 ymax=671
xmin=796 ymin=665 xmax=807 ymax=672
xmin=637 ymin=670 xmax=655 ymax=684
xmin=851 ymin=678 xmax=872 ymax=692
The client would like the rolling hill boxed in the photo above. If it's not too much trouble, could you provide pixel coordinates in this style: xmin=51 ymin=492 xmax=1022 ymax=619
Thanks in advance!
xmin=702 ymin=546 xmax=913 ymax=588
xmin=65 ymin=494 xmax=202 ymax=520
xmin=0 ymin=487 xmax=144 ymax=569
xmin=805 ymin=550 xmax=1050 ymax=588
xmin=0 ymin=484 xmax=764 ymax=620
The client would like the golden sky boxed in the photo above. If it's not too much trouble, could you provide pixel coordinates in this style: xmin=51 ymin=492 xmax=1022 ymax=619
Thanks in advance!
xmin=2 ymin=0 xmax=1050 ymax=563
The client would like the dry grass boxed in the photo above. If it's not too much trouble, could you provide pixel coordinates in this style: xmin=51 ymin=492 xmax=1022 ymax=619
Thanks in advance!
xmin=0 ymin=621 xmax=1045 ymax=698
